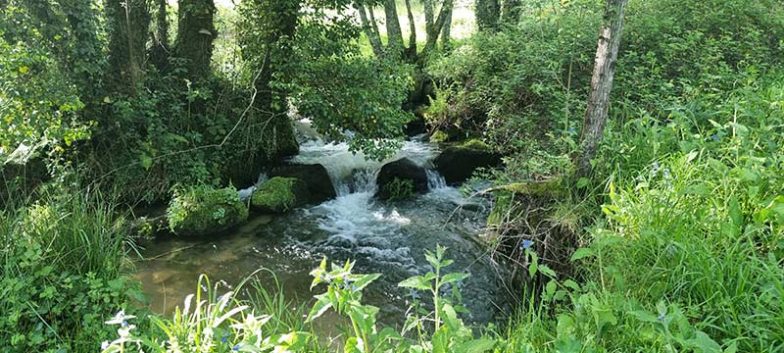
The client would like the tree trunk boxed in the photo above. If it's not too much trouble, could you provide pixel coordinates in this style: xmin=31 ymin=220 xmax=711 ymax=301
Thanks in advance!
xmin=383 ymin=0 xmax=405 ymax=56
xmin=575 ymin=0 xmax=628 ymax=178
xmin=476 ymin=0 xmax=500 ymax=32
xmin=440 ymin=4 xmax=452 ymax=50
xmin=423 ymin=0 xmax=453 ymax=53
xmin=501 ymin=0 xmax=521 ymax=25
xmin=356 ymin=2 xmax=384 ymax=57
xmin=105 ymin=0 xmax=150 ymax=96
xmin=175 ymin=0 xmax=216 ymax=80
xmin=151 ymin=0 xmax=170 ymax=72
xmin=404 ymin=0 xmax=417 ymax=55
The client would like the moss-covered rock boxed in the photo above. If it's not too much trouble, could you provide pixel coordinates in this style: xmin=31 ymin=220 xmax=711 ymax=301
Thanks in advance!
xmin=375 ymin=158 xmax=429 ymax=200
xmin=434 ymin=139 xmax=502 ymax=185
xmin=251 ymin=177 xmax=310 ymax=213
xmin=167 ymin=185 xmax=248 ymax=237
xmin=269 ymin=164 xmax=336 ymax=203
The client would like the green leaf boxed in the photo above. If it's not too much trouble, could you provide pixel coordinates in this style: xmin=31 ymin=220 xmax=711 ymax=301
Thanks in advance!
xmin=398 ymin=275 xmax=431 ymax=291
xmin=441 ymin=272 xmax=470 ymax=286
xmin=306 ymin=295 xmax=332 ymax=322
xmin=455 ymin=338 xmax=496 ymax=353
xmin=686 ymin=331 xmax=721 ymax=353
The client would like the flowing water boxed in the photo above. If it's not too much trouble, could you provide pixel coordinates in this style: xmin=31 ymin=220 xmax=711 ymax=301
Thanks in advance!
xmin=135 ymin=133 xmax=513 ymax=327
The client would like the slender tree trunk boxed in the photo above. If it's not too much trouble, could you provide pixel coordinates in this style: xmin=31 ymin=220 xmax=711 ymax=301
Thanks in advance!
xmin=175 ymin=0 xmax=216 ymax=80
xmin=404 ymin=0 xmax=417 ymax=55
xmin=383 ymin=0 xmax=405 ymax=56
xmin=476 ymin=0 xmax=500 ymax=32
xmin=423 ymin=0 xmax=434 ymax=38
xmin=440 ymin=4 xmax=452 ymax=50
xmin=575 ymin=0 xmax=628 ymax=178
xmin=356 ymin=2 xmax=384 ymax=57
xmin=423 ymin=0 xmax=453 ymax=53
xmin=151 ymin=0 xmax=170 ymax=72
xmin=105 ymin=0 xmax=150 ymax=96
xmin=501 ymin=0 xmax=521 ymax=25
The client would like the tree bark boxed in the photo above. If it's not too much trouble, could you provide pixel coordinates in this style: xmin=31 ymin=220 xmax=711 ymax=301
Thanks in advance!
xmin=404 ymin=0 xmax=417 ymax=54
xmin=423 ymin=0 xmax=453 ymax=53
xmin=476 ymin=0 xmax=500 ymax=32
xmin=440 ymin=4 xmax=452 ymax=50
xmin=175 ymin=0 xmax=216 ymax=80
xmin=356 ymin=2 xmax=384 ymax=57
xmin=575 ymin=0 xmax=628 ymax=178
xmin=501 ymin=0 xmax=521 ymax=25
xmin=383 ymin=0 xmax=405 ymax=56
xmin=151 ymin=0 xmax=170 ymax=72
xmin=105 ymin=0 xmax=150 ymax=96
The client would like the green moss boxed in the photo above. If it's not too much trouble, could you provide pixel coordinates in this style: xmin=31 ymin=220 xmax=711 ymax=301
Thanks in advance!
xmin=430 ymin=130 xmax=449 ymax=143
xmin=167 ymin=185 xmax=248 ymax=236
xmin=458 ymin=139 xmax=491 ymax=151
xmin=382 ymin=177 xmax=415 ymax=201
xmin=251 ymin=177 xmax=309 ymax=213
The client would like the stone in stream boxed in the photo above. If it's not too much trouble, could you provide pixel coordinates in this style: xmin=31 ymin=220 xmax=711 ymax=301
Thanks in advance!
xmin=269 ymin=164 xmax=336 ymax=203
xmin=251 ymin=177 xmax=311 ymax=213
xmin=375 ymin=158 xmax=429 ymax=200
xmin=434 ymin=139 xmax=502 ymax=185
xmin=167 ymin=186 xmax=249 ymax=237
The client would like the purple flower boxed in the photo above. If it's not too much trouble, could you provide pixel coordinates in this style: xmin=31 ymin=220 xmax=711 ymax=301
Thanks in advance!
xmin=233 ymin=344 xmax=241 ymax=351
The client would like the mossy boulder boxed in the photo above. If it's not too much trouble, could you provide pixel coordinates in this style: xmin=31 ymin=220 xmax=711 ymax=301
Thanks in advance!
xmin=434 ymin=139 xmax=502 ymax=185
xmin=167 ymin=186 xmax=248 ymax=237
xmin=269 ymin=164 xmax=336 ymax=203
xmin=376 ymin=158 xmax=429 ymax=200
xmin=251 ymin=177 xmax=310 ymax=213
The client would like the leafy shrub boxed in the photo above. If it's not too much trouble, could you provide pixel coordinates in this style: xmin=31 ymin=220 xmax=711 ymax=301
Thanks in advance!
xmin=167 ymin=185 xmax=248 ymax=236
xmin=250 ymin=177 xmax=309 ymax=213
xmin=0 ymin=190 xmax=142 ymax=352
xmin=382 ymin=177 xmax=416 ymax=201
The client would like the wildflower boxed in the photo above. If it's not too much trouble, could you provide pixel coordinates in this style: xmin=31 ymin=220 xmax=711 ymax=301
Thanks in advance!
xmin=710 ymin=134 xmax=720 ymax=142
xmin=521 ymin=239 xmax=534 ymax=250
xmin=101 ymin=341 xmax=110 ymax=351
xmin=233 ymin=344 xmax=241 ymax=351
xmin=657 ymin=313 xmax=666 ymax=321
xmin=221 ymin=335 xmax=229 ymax=343
xmin=106 ymin=310 xmax=136 ymax=325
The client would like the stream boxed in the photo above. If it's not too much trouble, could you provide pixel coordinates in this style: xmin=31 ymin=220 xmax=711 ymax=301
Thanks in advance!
xmin=135 ymin=131 xmax=514 ymax=328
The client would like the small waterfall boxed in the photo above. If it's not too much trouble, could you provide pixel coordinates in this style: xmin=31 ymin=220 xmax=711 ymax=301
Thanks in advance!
xmin=426 ymin=169 xmax=448 ymax=190
xmin=289 ymin=139 xmax=439 ymax=196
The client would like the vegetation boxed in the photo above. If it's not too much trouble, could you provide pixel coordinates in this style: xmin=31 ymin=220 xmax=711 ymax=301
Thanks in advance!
xmin=250 ymin=177 xmax=309 ymax=213
xmin=2 ymin=0 xmax=783 ymax=351
xmin=167 ymin=185 xmax=249 ymax=236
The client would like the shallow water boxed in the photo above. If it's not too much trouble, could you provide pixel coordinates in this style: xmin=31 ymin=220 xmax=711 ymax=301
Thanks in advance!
xmin=135 ymin=138 xmax=513 ymax=328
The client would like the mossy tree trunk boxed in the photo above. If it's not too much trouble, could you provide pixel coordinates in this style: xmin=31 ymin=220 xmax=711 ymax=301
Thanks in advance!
xmin=383 ymin=0 xmax=405 ymax=57
xmin=575 ymin=0 xmax=628 ymax=178
xmin=501 ymin=0 xmax=521 ymax=25
xmin=174 ymin=0 xmax=216 ymax=80
xmin=105 ymin=0 xmax=150 ymax=96
xmin=151 ymin=0 xmax=170 ymax=72
xmin=476 ymin=0 xmax=500 ymax=32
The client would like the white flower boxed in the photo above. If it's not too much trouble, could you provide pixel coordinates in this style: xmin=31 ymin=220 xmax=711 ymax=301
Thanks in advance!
xmin=106 ymin=310 xmax=136 ymax=325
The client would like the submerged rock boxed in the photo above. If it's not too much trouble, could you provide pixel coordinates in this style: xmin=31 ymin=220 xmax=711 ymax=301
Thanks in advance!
xmin=270 ymin=164 xmax=336 ymax=203
xmin=167 ymin=186 xmax=248 ymax=237
xmin=251 ymin=177 xmax=310 ymax=213
xmin=434 ymin=139 xmax=502 ymax=185
xmin=376 ymin=158 xmax=428 ymax=200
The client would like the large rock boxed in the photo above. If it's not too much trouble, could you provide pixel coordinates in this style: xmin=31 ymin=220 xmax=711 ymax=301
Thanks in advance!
xmin=270 ymin=164 xmax=336 ymax=203
xmin=375 ymin=158 xmax=428 ymax=200
xmin=434 ymin=140 xmax=502 ymax=185
xmin=167 ymin=186 xmax=248 ymax=237
xmin=251 ymin=177 xmax=310 ymax=213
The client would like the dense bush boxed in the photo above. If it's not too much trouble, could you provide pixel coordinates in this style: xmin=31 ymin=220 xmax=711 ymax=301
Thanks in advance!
xmin=167 ymin=185 xmax=248 ymax=236
xmin=0 ymin=191 xmax=142 ymax=352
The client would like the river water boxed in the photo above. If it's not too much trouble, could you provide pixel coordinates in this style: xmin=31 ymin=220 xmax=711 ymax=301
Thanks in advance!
xmin=135 ymin=134 xmax=513 ymax=327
